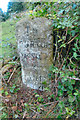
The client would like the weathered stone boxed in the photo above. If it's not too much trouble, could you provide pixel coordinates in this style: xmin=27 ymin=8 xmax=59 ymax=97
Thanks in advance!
xmin=16 ymin=17 xmax=53 ymax=90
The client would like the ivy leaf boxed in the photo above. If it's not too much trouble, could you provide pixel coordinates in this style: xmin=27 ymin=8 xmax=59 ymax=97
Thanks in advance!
xmin=37 ymin=106 xmax=40 ymax=112
xmin=73 ymin=52 xmax=77 ymax=59
xmin=72 ymin=4 xmax=76 ymax=9
xmin=69 ymin=110 xmax=75 ymax=116
xmin=68 ymin=95 xmax=75 ymax=102
xmin=65 ymin=107 xmax=75 ymax=116
xmin=71 ymin=79 xmax=75 ymax=85
xmin=72 ymin=48 xmax=76 ymax=52
xmin=58 ymin=90 xmax=63 ymax=96
xmin=5 ymin=91 xmax=8 ymax=96
xmin=24 ymin=103 xmax=28 ymax=107
xmin=58 ymin=101 xmax=64 ymax=108
xmin=71 ymin=30 xmax=75 ymax=36
xmin=68 ymin=84 xmax=73 ymax=90
xmin=74 ymin=90 xmax=79 ymax=96
xmin=1 ymin=89 xmax=4 ymax=94
xmin=42 ymin=81 xmax=47 ymax=85
xmin=14 ymin=114 xmax=19 ymax=118
xmin=35 ymin=94 xmax=39 ymax=97
xmin=57 ymin=25 xmax=61 ymax=28
xmin=44 ymin=87 xmax=50 ymax=91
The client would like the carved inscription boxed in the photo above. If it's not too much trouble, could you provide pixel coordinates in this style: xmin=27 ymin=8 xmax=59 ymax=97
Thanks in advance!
xmin=16 ymin=17 xmax=53 ymax=90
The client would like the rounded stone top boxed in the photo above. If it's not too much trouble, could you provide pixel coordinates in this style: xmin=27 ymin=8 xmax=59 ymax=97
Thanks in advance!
xmin=16 ymin=16 xmax=52 ymax=28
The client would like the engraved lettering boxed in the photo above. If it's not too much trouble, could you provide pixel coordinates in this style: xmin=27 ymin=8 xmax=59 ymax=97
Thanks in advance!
xmin=26 ymin=25 xmax=30 ymax=33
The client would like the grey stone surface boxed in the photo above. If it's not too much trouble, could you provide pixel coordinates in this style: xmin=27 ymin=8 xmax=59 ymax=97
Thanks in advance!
xmin=16 ymin=17 xmax=53 ymax=90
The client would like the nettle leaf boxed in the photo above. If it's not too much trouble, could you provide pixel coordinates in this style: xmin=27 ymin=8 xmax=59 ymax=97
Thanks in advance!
xmin=68 ymin=95 xmax=75 ymax=102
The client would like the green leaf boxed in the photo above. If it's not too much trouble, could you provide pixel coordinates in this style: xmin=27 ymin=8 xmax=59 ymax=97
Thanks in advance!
xmin=42 ymin=81 xmax=47 ymax=85
xmin=60 ymin=43 xmax=66 ymax=48
xmin=44 ymin=87 xmax=50 ymax=91
xmin=71 ymin=79 xmax=75 ymax=85
xmin=1 ymin=112 xmax=8 ymax=118
xmin=0 ymin=107 xmax=4 ymax=111
xmin=49 ymin=65 xmax=54 ymax=71
xmin=58 ymin=101 xmax=64 ymax=108
xmin=72 ymin=48 xmax=76 ymax=52
xmin=58 ymin=85 xmax=61 ymax=89
xmin=1 ymin=89 xmax=4 ymax=94
xmin=58 ymin=90 xmax=63 ymax=96
xmin=5 ymin=91 xmax=8 ymax=96
xmin=24 ymin=103 xmax=28 ymax=107
xmin=37 ymin=106 xmax=40 ymax=112
xmin=68 ymin=95 xmax=75 ymax=102
xmin=14 ymin=88 xmax=20 ymax=93
xmin=74 ymin=43 xmax=77 ymax=48
xmin=65 ymin=107 xmax=69 ymax=113
xmin=48 ymin=97 xmax=51 ymax=100
xmin=57 ymin=115 xmax=62 ymax=119
xmin=15 ymin=114 xmax=19 ymax=118
xmin=58 ymin=39 xmax=63 ymax=42
xmin=74 ymin=90 xmax=79 ymax=96
xmin=48 ymin=73 xmax=51 ymax=78
xmin=57 ymin=25 xmax=61 ymax=28
xmin=10 ymin=88 xmax=14 ymax=93
xmin=12 ymin=84 xmax=16 ymax=89
xmin=35 ymin=94 xmax=39 ymax=97
xmin=71 ymin=30 xmax=75 ymax=36
xmin=73 ymin=52 xmax=77 ymax=59
xmin=69 ymin=110 xmax=75 ymax=116
xmin=51 ymin=94 xmax=54 ymax=98
xmin=60 ymin=73 xmax=65 ymax=77
xmin=68 ymin=84 xmax=73 ymax=90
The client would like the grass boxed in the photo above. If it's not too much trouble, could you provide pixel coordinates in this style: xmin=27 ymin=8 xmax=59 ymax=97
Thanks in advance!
xmin=0 ymin=18 xmax=20 ymax=59
xmin=0 ymin=10 xmax=29 ymax=60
